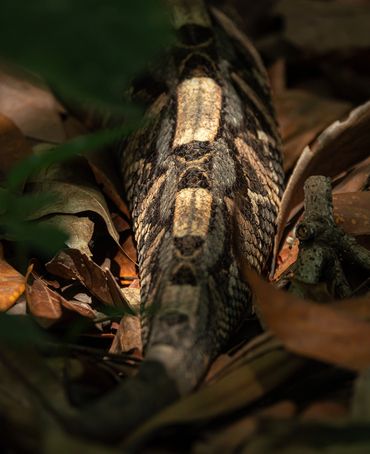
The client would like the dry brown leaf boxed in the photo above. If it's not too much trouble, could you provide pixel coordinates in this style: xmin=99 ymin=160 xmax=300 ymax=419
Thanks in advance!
xmin=300 ymin=401 xmax=348 ymax=421
xmin=0 ymin=66 xmax=66 ymax=143
xmin=268 ymin=58 xmax=286 ymax=96
xmin=333 ymin=192 xmax=370 ymax=236
xmin=246 ymin=268 xmax=370 ymax=372
xmin=333 ymin=155 xmax=370 ymax=194
xmin=26 ymin=160 xmax=120 ymax=245
xmin=333 ymin=297 xmax=370 ymax=321
xmin=111 ymin=213 xmax=130 ymax=234
xmin=26 ymin=266 xmax=97 ymax=326
xmin=193 ymin=401 xmax=296 ymax=454
xmin=109 ymin=315 xmax=142 ymax=357
xmin=205 ymin=332 xmax=280 ymax=384
xmin=26 ymin=272 xmax=63 ymax=328
xmin=62 ymin=115 xmax=89 ymax=140
xmin=113 ymin=235 xmax=138 ymax=286
xmin=38 ymin=214 xmax=95 ymax=257
xmin=0 ymin=257 xmax=25 ymax=311
xmin=87 ymin=151 xmax=130 ymax=218
xmin=273 ymin=238 xmax=299 ymax=281
xmin=275 ymin=89 xmax=351 ymax=172
xmin=46 ymin=249 xmax=129 ymax=311
xmin=0 ymin=113 xmax=33 ymax=180
xmin=59 ymin=297 xmax=96 ymax=320
xmin=124 ymin=346 xmax=303 ymax=448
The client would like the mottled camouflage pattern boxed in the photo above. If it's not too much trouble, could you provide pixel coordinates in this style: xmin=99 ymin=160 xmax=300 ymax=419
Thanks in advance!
xmin=120 ymin=2 xmax=284 ymax=394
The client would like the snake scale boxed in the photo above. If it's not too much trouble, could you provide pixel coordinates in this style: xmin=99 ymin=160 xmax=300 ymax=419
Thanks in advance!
xmin=75 ymin=0 xmax=284 ymax=441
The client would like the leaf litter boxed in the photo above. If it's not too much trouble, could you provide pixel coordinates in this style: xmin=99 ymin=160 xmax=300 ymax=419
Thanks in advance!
xmin=1 ymin=1 xmax=370 ymax=452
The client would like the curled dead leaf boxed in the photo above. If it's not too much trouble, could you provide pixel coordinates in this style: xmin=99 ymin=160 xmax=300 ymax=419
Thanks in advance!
xmin=245 ymin=267 xmax=370 ymax=372
xmin=46 ymin=248 xmax=130 ymax=312
xmin=26 ymin=159 xmax=120 ymax=246
xmin=26 ymin=267 xmax=96 ymax=327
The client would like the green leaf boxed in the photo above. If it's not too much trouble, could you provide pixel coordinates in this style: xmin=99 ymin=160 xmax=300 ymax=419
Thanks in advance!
xmin=4 ymin=220 xmax=69 ymax=256
xmin=0 ymin=314 xmax=49 ymax=345
xmin=0 ymin=0 xmax=172 ymax=114
xmin=0 ymin=187 xmax=10 ymax=215
xmin=7 ymin=192 xmax=58 ymax=220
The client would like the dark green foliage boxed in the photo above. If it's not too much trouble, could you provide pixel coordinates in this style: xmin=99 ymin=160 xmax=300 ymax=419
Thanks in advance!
xmin=0 ymin=0 xmax=172 ymax=114
xmin=0 ymin=1 xmax=172 ymax=258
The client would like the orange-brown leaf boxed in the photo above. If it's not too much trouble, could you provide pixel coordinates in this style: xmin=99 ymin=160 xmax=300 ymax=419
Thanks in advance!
xmin=0 ymin=258 xmax=25 ymax=311
xmin=46 ymin=249 xmax=129 ymax=309
xmin=0 ymin=113 xmax=32 ymax=179
xmin=300 ymin=401 xmax=348 ymax=421
xmin=333 ymin=192 xmax=370 ymax=235
xmin=246 ymin=268 xmax=370 ymax=372
xmin=274 ymin=238 xmax=299 ymax=281
xmin=26 ymin=275 xmax=63 ymax=327
xmin=114 ymin=235 xmax=138 ymax=286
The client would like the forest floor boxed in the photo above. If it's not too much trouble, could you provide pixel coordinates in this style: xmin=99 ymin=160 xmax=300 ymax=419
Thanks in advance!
xmin=1 ymin=0 xmax=370 ymax=452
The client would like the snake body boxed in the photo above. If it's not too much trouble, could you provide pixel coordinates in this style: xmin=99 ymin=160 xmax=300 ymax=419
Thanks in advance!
xmin=121 ymin=0 xmax=284 ymax=391
xmin=77 ymin=0 xmax=284 ymax=440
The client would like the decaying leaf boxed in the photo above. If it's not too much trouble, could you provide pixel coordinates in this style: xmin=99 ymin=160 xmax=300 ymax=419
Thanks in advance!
xmin=193 ymin=401 xmax=296 ymax=454
xmin=46 ymin=248 xmax=128 ymax=311
xmin=0 ymin=65 xmax=66 ymax=143
xmin=333 ymin=192 xmax=370 ymax=236
xmin=87 ymin=150 xmax=130 ymax=218
xmin=26 ymin=270 xmax=63 ymax=328
xmin=301 ymin=401 xmax=348 ymax=421
xmin=273 ymin=237 xmax=299 ymax=281
xmin=38 ymin=214 xmax=95 ymax=257
xmin=275 ymin=89 xmax=352 ymax=172
xmin=333 ymin=155 xmax=370 ymax=194
xmin=124 ymin=344 xmax=303 ymax=449
xmin=205 ymin=332 xmax=281 ymax=384
xmin=113 ymin=235 xmax=138 ymax=286
xmin=26 ymin=268 xmax=96 ymax=327
xmin=246 ymin=268 xmax=370 ymax=372
xmin=62 ymin=115 xmax=89 ymax=140
xmin=0 ymin=254 xmax=25 ymax=311
xmin=109 ymin=314 xmax=142 ymax=357
xmin=26 ymin=159 xmax=120 ymax=245
xmin=0 ymin=113 xmax=33 ymax=181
